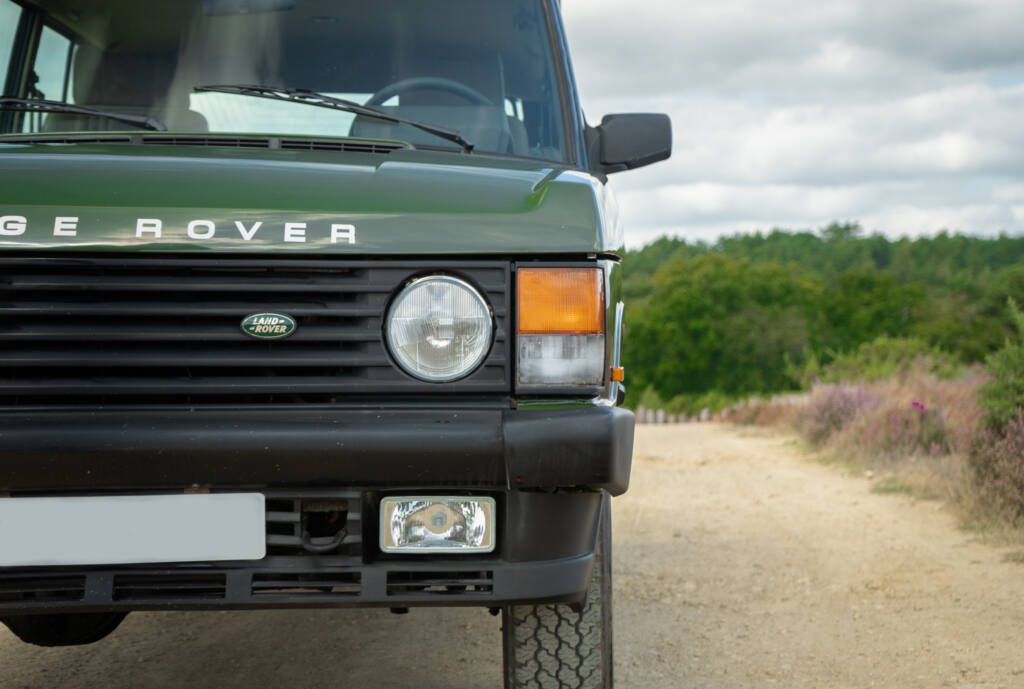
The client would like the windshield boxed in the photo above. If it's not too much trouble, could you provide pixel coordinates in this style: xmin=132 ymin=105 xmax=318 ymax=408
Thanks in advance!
xmin=0 ymin=0 xmax=569 ymax=162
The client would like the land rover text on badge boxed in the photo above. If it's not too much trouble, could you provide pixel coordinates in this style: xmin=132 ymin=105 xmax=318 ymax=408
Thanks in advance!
xmin=241 ymin=313 xmax=297 ymax=339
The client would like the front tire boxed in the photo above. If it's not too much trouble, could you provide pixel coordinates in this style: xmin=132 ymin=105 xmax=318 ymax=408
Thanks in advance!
xmin=1 ymin=612 xmax=128 ymax=647
xmin=502 ymin=492 xmax=613 ymax=689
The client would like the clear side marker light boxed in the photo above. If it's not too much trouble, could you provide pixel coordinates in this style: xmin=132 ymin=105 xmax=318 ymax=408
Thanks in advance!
xmin=518 ymin=333 xmax=605 ymax=385
xmin=380 ymin=496 xmax=496 ymax=554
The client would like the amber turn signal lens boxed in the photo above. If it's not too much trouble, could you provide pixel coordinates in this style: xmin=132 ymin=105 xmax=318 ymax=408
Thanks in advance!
xmin=517 ymin=268 xmax=604 ymax=334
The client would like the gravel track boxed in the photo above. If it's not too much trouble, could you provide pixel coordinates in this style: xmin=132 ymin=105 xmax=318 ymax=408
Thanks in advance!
xmin=5 ymin=423 xmax=1024 ymax=688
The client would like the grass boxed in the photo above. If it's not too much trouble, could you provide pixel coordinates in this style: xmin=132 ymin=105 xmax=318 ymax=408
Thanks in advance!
xmin=871 ymin=476 xmax=914 ymax=495
xmin=811 ymin=451 xmax=840 ymax=466
xmin=868 ymin=471 xmax=948 ymax=500
xmin=1001 ymin=551 xmax=1024 ymax=564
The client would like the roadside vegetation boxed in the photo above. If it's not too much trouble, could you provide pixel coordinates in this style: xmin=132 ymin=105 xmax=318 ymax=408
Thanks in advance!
xmin=728 ymin=307 xmax=1024 ymax=538
xmin=624 ymin=223 xmax=1024 ymax=416
xmin=624 ymin=225 xmax=1024 ymax=537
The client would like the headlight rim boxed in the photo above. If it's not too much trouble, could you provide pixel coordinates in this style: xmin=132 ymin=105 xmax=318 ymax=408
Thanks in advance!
xmin=384 ymin=273 xmax=495 ymax=383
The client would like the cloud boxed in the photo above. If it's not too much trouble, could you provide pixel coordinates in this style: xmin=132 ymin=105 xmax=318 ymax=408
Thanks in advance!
xmin=614 ymin=176 xmax=1024 ymax=249
xmin=561 ymin=0 xmax=1024 ymax=244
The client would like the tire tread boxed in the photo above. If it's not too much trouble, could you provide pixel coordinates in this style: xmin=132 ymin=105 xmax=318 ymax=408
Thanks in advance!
xmin=503 ymin=493 xmax=612 ymax=689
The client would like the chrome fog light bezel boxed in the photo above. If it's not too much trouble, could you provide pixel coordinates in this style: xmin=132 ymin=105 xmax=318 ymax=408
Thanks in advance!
xmin=379 ymin=496 xmax=496 ymax=554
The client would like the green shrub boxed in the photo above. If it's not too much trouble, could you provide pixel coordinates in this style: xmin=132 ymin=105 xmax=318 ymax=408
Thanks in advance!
xmin=635 ymin=385 xmax=665 ymax=411
xmin=663 ymin=390 xmax=737 ymax=416
xmin=978 ymin=298 xmax=1024 ymax=431
xmin=788 ymin=336 xmax=959 ymax=387
xmin=970 ymin=413 xmax=1024 ymax=523
xmin=631 ymin=385 xmax=738 ymax=417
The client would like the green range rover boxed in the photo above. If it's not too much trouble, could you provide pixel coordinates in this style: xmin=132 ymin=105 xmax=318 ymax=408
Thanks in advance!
xmin=0 ymin=1 xmax=671 ymax=686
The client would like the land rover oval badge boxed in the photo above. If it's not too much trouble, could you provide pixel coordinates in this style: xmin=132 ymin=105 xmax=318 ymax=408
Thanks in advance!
xmin=241 ymin=313 xmax=296 ymax=339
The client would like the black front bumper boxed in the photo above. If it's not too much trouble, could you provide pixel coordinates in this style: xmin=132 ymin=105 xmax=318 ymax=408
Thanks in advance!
xmin=0 ymin=406 xmax=632 ymax=612
xmin=0 ymin=406 xmax=634 ymax=494
xmin=0 ymin=491 xmax=603 ymax=614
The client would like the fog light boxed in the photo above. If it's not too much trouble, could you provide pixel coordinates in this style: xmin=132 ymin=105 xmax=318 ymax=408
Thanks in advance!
xmin=380 ymin=496 xmax=495 ymax=554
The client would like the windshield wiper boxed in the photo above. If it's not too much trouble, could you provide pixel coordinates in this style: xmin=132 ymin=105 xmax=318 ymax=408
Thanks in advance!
xmin=0 ymin=98 xmax=167 ymax=132
xmin=194 ymin=84 xmax=474 ymax=153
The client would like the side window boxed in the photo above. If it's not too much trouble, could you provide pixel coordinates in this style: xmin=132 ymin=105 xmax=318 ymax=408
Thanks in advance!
xmin=22 ymin=25 xmax=74 ymax=132
xmin=30 ymin=26 xmax=72 ymax=102
xmin=0 ymin=0 xmax=22 ymax=95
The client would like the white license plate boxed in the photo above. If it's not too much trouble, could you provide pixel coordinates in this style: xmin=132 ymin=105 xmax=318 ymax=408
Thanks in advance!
xmin=0 ymin=493 xmax=266 ymax=567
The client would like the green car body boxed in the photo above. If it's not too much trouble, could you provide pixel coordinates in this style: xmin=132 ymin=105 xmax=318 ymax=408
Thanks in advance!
xmin=0 ymin=138 xmax=630 ymax=409
xmin=0 ymin=141 xmax=623 ymax=255
xmin=0 ymin=0 xmax=670 ymax=684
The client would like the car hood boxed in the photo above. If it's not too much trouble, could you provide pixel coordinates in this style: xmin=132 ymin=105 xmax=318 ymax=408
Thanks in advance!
xmin=0 ymin=139 xmax=621 ymax=255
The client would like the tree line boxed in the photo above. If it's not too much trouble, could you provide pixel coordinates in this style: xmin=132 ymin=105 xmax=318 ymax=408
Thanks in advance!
xmin=622 ymin=224 xmax=1024 ymax=413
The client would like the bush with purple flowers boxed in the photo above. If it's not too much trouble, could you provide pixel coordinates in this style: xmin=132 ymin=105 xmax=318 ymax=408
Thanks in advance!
xmin=732 ymin=343 xmax=1024 ymax=533
xmin=764 ymin=370 xmax=984 ymax=463
xmin=879 ymin=401 xmax=950 ymax=456
xmin=798 ymin=383 xmax=877 ymax=444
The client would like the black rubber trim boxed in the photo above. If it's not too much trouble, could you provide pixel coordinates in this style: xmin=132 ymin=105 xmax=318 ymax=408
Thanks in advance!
xmin=0 ymin=556 xmax=594 ymax=615
xmin=543 ymin=0 xmax=588 ymax=169
xmin=0 ymin=490 xmax=603 ymax=614
xmin=0 ymin=407 xmax=634 ymax=495
xmin=505 ymin=408 xmax=633 ymax=496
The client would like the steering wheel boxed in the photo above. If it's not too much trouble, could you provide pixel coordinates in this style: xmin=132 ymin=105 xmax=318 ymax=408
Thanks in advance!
xmin=364 ymin=76 xmax=493 ymax=107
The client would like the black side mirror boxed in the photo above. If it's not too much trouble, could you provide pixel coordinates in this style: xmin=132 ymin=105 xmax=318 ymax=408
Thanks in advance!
xmin=592 ymin=113 xmax=672 ymax=175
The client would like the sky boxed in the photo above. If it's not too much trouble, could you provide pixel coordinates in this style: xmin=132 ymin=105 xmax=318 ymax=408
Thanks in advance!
xmin=561 ymin=0 xmax=1024 ymax=247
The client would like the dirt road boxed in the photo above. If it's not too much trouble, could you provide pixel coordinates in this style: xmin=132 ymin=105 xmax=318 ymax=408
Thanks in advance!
xmin=5 ymin=424 xmax=1024 ymax=688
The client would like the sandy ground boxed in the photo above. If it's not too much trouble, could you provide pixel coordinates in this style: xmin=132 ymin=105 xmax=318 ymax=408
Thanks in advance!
xmin=4 ymin=423 xmax=1024 ymax=688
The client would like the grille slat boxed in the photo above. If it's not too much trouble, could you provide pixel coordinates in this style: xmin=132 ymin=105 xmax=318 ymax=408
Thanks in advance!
xmin=386 ymin=570 xmax=494 ymax=596
xmin=0 ymin=582 xmax=86 ymax=594
xmin=251 ymin=572 xmax=361 ymax=596
xmin=0 ymin=325 xmax=382 ymax=342
xmin=0 ymin=376 xmax=505 ymax=395
xmin=0 ymin=255 xmax=512 ymax=405
xmin=0 ymin=347 xmax=390 ymax=368
xmin=0 ymin=302 xmax=383 ymax=317
xmin=266 ymin=511 xmax=301 ymax=524
xmin=0 ymin=575 xmax=86 ymax=602
xmin=113 ymin=573 xmax=226 ymax=601
xmin=4 ymin=276 xmax=399 ymax=293
xmin=251 ymin=577 xmax=359 ymax=590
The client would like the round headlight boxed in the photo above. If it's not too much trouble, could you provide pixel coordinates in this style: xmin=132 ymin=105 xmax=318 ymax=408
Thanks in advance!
xmin=386 ymin=275 xmax=493 ymax=382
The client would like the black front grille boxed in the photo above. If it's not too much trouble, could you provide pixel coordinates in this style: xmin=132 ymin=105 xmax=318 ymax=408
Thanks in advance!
xmin=0 ymin=255 xmax=511 ymax=405
xmin=251 ymin=572 xmax=361 ymax=597
xmin=386 ymin=570 xmax=494 ymax=596
xmin=0 ymin=574 xmax=86 ymax=603
xmin=113 ymin=573 xmax=226 ymax=601
xmin=265 ymin=490 xmax=362 ymax=557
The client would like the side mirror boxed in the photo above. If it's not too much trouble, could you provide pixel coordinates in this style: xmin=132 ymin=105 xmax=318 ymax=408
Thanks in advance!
xmin=593 ymin=113 xmax=672 ymax=175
